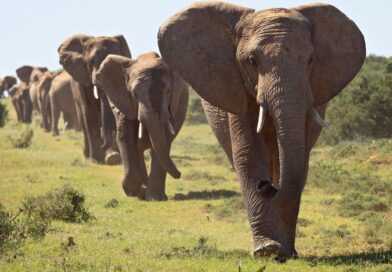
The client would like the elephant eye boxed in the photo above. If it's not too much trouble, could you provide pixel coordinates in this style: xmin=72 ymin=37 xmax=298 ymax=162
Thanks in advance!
xmin=249 ymin=55 xmax=257 ymax=67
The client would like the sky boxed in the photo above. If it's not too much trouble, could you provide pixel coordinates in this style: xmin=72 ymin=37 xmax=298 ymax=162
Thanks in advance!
xmin=0 ymin=0 xmax=390 ymax=77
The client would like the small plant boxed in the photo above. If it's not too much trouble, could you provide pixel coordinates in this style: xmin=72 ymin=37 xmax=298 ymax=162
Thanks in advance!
xmin=8 ymin=126 xmax=34 ymax=148
xmin=0 ymin=203 xmax=49 ymax=253
xmin=22 ymin=184 xmax=95 ymax=223
xmin=104 ymin=199 xmax=119 ymax=208
xmin=0 ymin=204 xmax=17 ymax=252
xmin=0 ymin=101 xmax=8 ymax=127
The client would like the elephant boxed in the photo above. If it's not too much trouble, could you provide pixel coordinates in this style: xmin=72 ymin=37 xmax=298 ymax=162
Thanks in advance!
xmin=158 ymin=2 xmax=365 ymax=258
xmin=7 ymin=65 xmax=42 ymax=123
xmin=25 ymin=66 xmax=48 ymax=116
xmin=0 ymin=76 xmax=17 ymax=98
xmin=96 ymin=52 xmax=189 ymax=200
xmin=8 ymin=82 xmax=32 ymax=123
xmin=37 ymin=70 xmax=81 ymax=135
xmin=58 ymin=34 xmax=132 ymax=165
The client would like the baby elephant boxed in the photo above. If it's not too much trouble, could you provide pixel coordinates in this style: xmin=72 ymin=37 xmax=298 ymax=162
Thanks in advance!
xmin=96 ymin=52 xmax=188 ymax=201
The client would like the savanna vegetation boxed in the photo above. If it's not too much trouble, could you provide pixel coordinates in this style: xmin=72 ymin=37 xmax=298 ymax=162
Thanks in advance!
xmin=0 ymin=55 xmax=391 ymax=271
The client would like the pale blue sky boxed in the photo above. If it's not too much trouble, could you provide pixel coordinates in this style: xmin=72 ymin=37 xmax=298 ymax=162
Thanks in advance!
xmin=0 ymin=0 xmax=390 ymax=77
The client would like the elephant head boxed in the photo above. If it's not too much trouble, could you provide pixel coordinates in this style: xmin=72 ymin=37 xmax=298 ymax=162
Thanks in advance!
xmin=159 ymin=2 xmax=365 ymax=257
xmin=58 ymin=34 xmax=131 ymax=88
xmin=96 ymin=52 xmax=185 ymax=196
xmin=0 ymin=76 xmax=17 ymax=97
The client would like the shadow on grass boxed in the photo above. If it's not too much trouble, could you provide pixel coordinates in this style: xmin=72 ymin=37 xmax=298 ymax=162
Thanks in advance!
xmin=306 ymin=250 xmax=392 ymax=266
xmin=172 ymin=190 xmax=240 ymax=201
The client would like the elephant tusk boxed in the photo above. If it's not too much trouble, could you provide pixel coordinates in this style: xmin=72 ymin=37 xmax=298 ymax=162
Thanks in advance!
xmin=138 ymin=122 xmax=143 ymax=139
xmin=93 ymin=85 xmax=99 ymax=100
xmin=311 ymin=106 xmax=331 ymax=129
xmin=256 ymin=105 xmax=266 ymax=133
xmin=167 ymin=120 xmax=176 ymax=135
xmin=63 ymin=122 xmax=68 ymax=132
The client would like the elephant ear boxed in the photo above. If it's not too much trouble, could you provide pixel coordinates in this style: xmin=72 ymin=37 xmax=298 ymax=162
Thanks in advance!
xmin=295 ymin=4 xmax=366 ymax=105
xmin=96 ymin=54 xmax=137 ymax=120
xmin=113 ymin=35 xmax=132 ymax=58
xmin=16 ymin=65 xmax=33 ymax=83
xmin=158 ymin=1 xmax=254 ymax=115
xmin=58 ymin=34 xmax=91 ymax=86
xmin=4 ymin=76 xmax=17 ymax=89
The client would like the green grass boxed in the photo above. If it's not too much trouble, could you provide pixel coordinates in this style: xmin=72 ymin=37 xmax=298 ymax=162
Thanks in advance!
xmin=0 ymin=98 xmax=391 ymax=271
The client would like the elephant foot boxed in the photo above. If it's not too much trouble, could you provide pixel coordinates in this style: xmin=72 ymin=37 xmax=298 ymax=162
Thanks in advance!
xmin=146 ymin=191 xmax=168 ymax=201
xmin=52 ymin=131 xmax=60 ymax=137
xmin=253 ymin=241 xmax=289 ymax=261
xmin=105 ymin=151 xmax=121 ymax=165
xmin=137 ymin=185 xmax=147 ymax=200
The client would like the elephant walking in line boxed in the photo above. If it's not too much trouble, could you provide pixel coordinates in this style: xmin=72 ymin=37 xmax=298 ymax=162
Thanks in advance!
xmin=38 ymin=70 xmax=81 ymax=135
xmin=96 ymin=52 xmax=189 ymax=200
xmin=58 ymin=34 xmax=132 ymax=165
xmin=7 ymin=65 xmax=43 ymax=123
xmin=159 ymin=2 xmax=365 ymax=258
xmin=23 ymin=66 xmax=48 ymax=116
xmin=0 ymin=76 xmax=17 ymax=98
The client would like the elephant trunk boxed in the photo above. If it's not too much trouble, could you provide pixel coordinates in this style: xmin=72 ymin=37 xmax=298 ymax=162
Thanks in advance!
xmin=141 ymin=115 xmax=180 ymax=179
xmin=262 ymin=79 xmax=309 ymax=255
xmin=265 ymin=80 xmax=308 ymax=205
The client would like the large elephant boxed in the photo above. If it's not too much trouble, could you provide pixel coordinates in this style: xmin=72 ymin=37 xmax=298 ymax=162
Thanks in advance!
xmin=158 ymin=2 xmax=365 ymax=258
xmin=38 ymin=70 xmax=81 ymax=135
xmin=58 ymin=34 xmax=131 ymax=164
xmin=96 ymin=52 xmax=189 ymax=200
xmin=0 ymin=76 xmax=17 ymax=98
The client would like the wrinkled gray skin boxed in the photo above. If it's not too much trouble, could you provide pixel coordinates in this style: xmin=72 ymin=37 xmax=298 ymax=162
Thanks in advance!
xmin=96 ymin=52 xmax=189 ymax=200
xmin=159 ymin=2 xmax=365 ymax=258
xmin=38 ymin=70 xmax=81 ymax=135
xmin=0 ymin=76 xmax=16 ymax=98
xmin=58 ymin=34 xmax=131 ymax=164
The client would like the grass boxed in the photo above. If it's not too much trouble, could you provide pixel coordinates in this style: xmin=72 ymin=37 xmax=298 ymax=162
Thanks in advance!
xmin=0 ymin=97 xmax=391 ymax=271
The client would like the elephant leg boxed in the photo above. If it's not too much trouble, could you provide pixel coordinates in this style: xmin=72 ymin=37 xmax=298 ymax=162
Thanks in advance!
xmin=146 ymin=148 xmax=168 ymax=201
xmin=81 ymin=86 xmax=103 ymax=163
xmin=136 ymin=150 xmax=148 ymax=200
xmin=50 ymin=96 xmax=60 ymax=136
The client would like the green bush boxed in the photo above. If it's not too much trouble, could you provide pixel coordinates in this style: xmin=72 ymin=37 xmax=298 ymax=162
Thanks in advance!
xmin=8 ymin=126 xmax=34 ymax=148
xmin=320 ymin=55 xmax=392 ymax=144
xmin=186 ymin=91 xmax=207 ymax=124
xmin=0 ymin=101 xmax=8 ymax=127
xmin=22 ymin=184 xmax=94 ymax=223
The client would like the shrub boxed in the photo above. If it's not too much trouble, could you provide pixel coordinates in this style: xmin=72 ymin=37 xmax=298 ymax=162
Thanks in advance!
xmin=8 ymin=126 xmax=34 ymax=148
xmin=22 ymin=184 xmax=94 ymax=223
xmin=186 ymin=92 xmax=207 ymax=124
xmin=320 ymin=55 xmax=392 ymax=145
xmin=0 ymin=101 xmax=8 ymax=127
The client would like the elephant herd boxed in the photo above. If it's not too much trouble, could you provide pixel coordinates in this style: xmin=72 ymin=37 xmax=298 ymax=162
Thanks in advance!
xmin=0 ymin=2 xmax=365 ymax=259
